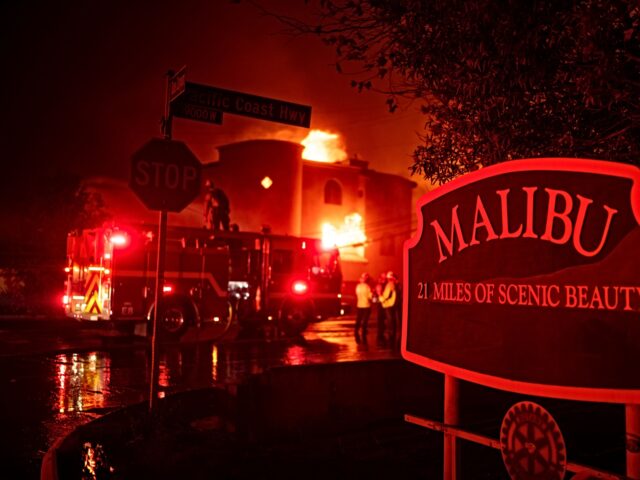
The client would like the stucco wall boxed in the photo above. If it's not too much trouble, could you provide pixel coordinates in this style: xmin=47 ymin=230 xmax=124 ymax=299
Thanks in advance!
xmin=205 ymin=140 xmax=303 ymax=235
xmin=300 ymin=162 xmax=365 ymax=239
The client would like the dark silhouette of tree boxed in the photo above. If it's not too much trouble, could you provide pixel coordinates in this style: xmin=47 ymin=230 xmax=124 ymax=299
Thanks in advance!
xmin=0 ymin=171 xmax=109 ymax=266
xmin=0 ymin=169 xmax=109 ymax=314
xmin=275 ymin=0 xmax=639 ymax=184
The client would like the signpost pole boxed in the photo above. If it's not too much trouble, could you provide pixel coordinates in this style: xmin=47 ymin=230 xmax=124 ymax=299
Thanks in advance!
xmin=444 ymin=375 xmax=459 ymax=480
xmin=148 ymin=209 xmax=167 ymax=411
xmin=627 ymin=404 xmax=640 ymax=479
xmin=148 ymin=70 xmax=174 ymax=412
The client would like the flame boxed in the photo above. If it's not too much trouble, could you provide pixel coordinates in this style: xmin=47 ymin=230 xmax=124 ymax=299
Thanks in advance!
xmin=301 ymin=130 xmax=347 ymax=163
xmin=322 ymin=213 xmax=367 ymax=260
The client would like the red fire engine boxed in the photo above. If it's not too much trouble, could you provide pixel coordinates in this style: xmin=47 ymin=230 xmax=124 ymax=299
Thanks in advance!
xmin=63 ymin=224 xmax=344 ymax=339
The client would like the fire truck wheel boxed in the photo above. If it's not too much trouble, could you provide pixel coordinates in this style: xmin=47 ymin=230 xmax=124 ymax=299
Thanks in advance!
xmin=158 ymin=300 xmax=192 ymax=340
xmin=279 ymin=300 xmax=313 ymax=337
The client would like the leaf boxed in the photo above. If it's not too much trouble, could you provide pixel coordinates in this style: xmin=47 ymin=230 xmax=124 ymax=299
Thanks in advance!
xmin=294 ymin=0 xmax=640 ymax=183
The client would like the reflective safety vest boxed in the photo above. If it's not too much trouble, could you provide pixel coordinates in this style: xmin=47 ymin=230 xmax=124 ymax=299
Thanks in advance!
xmin=380 ymin=282 xmax=396 ymax=309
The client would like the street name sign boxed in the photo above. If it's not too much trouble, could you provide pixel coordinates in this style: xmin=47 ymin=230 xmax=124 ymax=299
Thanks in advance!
xmin=176 ymin=81 xmax=311 ymax=128
xmin=129 ymin=138 xmax=202 ymax=212
xmin=169 ymin=67 xmax=187 ymax=102
xmin=403 ymin=159 xmax=640 ymax=402
xmin=171 ymin=99 xmax=223 ymax=125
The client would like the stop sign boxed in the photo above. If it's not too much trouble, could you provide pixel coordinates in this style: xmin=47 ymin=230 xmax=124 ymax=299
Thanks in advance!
xmin=129 ymin=138 xmax=202 ymax=212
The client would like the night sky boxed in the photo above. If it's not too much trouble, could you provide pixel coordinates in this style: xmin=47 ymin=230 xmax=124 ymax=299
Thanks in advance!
xmin=1 ymin=0 xmax=426 ymax=183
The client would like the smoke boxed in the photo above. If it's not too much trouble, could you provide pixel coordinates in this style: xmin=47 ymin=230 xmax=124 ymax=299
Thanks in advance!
xmin=211 ymin=126 xmax=348 ymax=164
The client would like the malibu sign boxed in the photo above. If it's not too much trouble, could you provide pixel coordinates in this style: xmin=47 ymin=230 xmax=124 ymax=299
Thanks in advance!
xmin=403 ymin=159 xmax=640 ymax=402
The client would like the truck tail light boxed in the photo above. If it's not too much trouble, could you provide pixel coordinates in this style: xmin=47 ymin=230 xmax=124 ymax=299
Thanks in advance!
xmin=292 ymin=280 xmax=308 ymax=295
xmin=163 ymin=285 xmax=174 ymax=294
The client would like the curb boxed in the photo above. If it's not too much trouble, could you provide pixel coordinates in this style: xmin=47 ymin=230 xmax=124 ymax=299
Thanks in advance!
xmin=41 ymin=436 xmax=64 ymax=480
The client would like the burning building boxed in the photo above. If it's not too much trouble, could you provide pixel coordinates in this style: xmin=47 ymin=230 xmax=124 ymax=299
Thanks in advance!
xmin=204 ymin=136 xmax=416 ymax=295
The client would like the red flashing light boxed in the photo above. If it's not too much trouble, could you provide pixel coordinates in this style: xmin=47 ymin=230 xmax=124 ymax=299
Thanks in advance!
xmin=163 ymin=285 xmax=173 ymax=294
xmin=292 ymin=280 xmax=308 ymax=295
xmin=109 ymin=233 xmax=128 ymax=247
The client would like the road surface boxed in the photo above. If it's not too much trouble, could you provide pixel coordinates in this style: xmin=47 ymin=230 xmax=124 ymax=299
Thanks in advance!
xmin=0 ymin=315 xmax=398 ymax=478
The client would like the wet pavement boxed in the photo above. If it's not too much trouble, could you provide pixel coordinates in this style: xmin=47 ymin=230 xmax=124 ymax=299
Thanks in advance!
xmin=52 ymin=365 xmax=446 ymax=480
xmin=46 ymin=358 xmax=629 ymax=480
xmin=0 ymin=315 xmax=630 ymax=479
xmin=0 ymin=315 xmax=399 ymax=479
xmin=0 ymin=318 xmax=121 ymax=358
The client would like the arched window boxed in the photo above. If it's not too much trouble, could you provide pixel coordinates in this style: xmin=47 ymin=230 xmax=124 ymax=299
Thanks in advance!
xmin=324 ymin=179 xmax=342 ymax=205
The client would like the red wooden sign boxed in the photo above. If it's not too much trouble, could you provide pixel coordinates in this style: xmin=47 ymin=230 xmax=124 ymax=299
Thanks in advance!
xmin=403 ymin=159 xmax=640 ymax=402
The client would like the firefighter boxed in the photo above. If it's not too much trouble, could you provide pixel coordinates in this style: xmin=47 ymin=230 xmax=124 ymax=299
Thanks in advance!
xmin=354 ymin=272 xmax=373 ymax=342
xmin=374 ymin=272 xmax=387 ymax=345
xmin=380 ymin=271 xmax=398 ymax=349
xmin=203 ymin=180 xmax=231 ymax=231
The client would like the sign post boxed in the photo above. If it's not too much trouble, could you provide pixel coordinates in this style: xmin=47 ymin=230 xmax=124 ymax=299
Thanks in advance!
xmin=129 ymin=70 xmax=202 ymax=412
xmin=132 ymin=68 xmax=311 ymax=413
xmin=149 ymin=210 xmax=167 ymax=413
xmin=628 ymin=405 xmax=640 ymax=479
xmin=154 ymin=70 xmax=171 ymax=413
xmin=443 ymin=375 xmax=459 ymax=480
xmin=403 ymin=159 xmax=640 ymax=478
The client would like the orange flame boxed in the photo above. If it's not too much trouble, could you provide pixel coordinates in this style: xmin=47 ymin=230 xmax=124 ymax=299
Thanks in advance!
xmin=301 ymin=130 xmax=347 ymax=163
xmin=322 ymin=213 xmax=367 ymax=261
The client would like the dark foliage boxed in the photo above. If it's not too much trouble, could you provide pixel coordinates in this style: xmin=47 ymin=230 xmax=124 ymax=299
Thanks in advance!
xmin=280 ymin=0 xmax=640 ymax=184
xmin=0 ymin=169 xmax=109 ymax=314
xmin=0 ymin=170 xmax=109 ymax=267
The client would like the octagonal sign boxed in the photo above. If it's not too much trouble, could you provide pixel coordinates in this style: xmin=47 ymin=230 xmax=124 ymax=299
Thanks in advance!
xmin=130 ymin=138 xmax=202 ymax=212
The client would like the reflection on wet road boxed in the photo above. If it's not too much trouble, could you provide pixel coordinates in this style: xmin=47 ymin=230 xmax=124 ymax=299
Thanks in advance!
xmin=0 ymin=316 xmax=398 ymax=478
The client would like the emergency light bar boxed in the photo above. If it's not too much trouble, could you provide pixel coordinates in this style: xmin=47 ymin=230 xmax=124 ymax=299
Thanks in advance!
xmin=109 ymin=233 xmax=128 ymax=247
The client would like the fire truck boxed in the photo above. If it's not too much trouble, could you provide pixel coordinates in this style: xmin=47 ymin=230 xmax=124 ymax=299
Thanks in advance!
xmin=63 ymin=224 xmax=344 ymax=339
